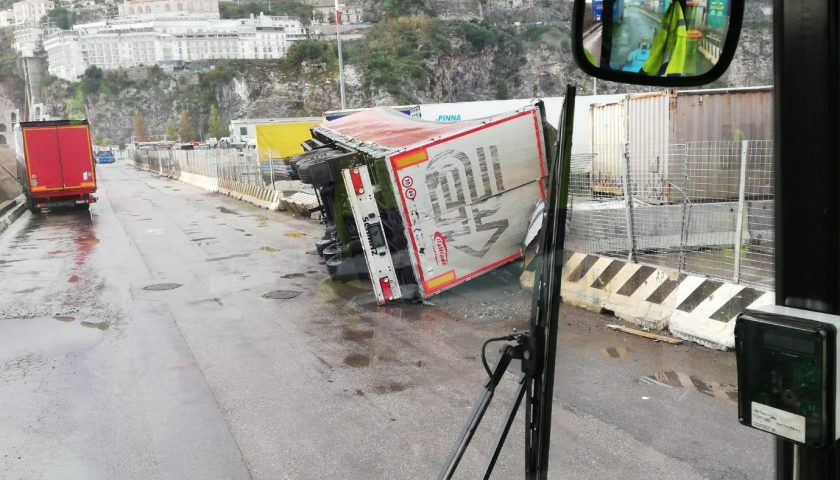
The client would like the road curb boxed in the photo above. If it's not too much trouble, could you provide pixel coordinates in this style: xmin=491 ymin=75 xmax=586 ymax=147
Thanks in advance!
xmin=0 ymin=195 xmax=27 ymax=236
xmin=521 ymin=251 xmax=775 ymax=350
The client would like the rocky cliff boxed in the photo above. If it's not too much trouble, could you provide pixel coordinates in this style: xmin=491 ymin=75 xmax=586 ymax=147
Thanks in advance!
xmin=34 ymin=1 xmax=773 ymax=144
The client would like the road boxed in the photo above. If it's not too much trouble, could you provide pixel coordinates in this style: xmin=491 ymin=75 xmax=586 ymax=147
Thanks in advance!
xmin=0 ymin=162 xmax=773 ymax=479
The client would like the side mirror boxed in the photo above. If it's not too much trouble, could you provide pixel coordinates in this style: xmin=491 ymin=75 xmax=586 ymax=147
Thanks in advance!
xmin=572 ymin=0 xmax=745 ymax=86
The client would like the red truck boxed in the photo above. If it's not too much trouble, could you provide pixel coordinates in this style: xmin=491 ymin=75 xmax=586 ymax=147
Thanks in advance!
xmin=15 ymin=120 xmax=97 ymax=213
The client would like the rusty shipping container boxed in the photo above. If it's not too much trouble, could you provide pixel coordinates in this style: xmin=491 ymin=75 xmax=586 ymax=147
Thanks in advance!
xmin=588 ymin=86 xmax=773 ymax=203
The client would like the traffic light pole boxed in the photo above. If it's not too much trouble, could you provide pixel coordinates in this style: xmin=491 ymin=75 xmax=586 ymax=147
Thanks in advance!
xmin=774 ymin=0 xmax=840 ymax=477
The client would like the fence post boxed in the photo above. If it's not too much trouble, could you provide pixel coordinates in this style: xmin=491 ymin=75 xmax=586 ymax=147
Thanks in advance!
xmin=621 ymin=142 xmax=636 ymax=262
xmin=269 ymin=149 xmax=276 ymax=190
xmin=733 ymin=140 xmax=749 ymax=283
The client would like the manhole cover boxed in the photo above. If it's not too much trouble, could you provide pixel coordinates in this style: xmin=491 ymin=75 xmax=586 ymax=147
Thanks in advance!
xmin=263 ymin=290 xmax=302 ymax=300
xmin=144 ymin=283 xmax=182 ymax=291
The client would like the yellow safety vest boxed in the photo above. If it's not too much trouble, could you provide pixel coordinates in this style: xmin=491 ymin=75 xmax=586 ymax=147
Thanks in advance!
xmin=642 ymin=2 xmax=688 ymax=76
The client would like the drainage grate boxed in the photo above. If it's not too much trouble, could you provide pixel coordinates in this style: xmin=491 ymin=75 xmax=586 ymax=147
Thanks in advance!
xmin=262 ymin=290 xmax=302 ymax=300
xmin=143 ymin=283 xmax=182 ymax=291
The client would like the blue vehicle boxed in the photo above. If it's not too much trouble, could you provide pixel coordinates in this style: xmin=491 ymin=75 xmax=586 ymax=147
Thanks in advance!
xmin=96 ymin=151 xmax=115 ymax=164
xmin=623 ymin=41 xmax=651 ymax=72
xmin=593 ymin=0 xmax=624 ymax=22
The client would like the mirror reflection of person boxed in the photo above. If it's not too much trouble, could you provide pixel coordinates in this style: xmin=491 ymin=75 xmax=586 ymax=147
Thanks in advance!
xmin=642 ymin=0 xmax=688 ymax=76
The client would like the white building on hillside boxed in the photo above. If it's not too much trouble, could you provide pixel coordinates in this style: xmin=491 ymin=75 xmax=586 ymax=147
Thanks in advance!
xmin=305 ymin=0 xmax=363 ymax=24
xmin=42 ymin=14 xmax=307 ymax=81
xmin=117 ymin=0 xmax=219 ymax=17
xmin=12 ymin=0 xmax=53 ymax=26
xmin=0 ymin=9 xmax=14 ymax=27
xmin=12 ymin=25 xmax=44 ymax=56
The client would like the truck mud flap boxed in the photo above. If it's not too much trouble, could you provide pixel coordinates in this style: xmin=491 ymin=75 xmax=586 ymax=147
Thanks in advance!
xmin=342 ymin=165 xmax=402 ymax=305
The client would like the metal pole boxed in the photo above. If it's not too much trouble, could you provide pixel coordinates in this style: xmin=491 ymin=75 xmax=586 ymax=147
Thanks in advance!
xmin=621 ymin=142 xmax=636 ymax=262
xmin=335 ymin=0 xmax=346 ymax=110
xmin=733 ymin=140 xmax=749 ymax=284
xmin=269 ymin=149 xmax=276 ymax=190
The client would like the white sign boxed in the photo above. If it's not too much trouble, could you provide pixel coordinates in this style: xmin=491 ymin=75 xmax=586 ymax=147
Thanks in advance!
xmin=751 ymin=401 xmax=806 ymax=443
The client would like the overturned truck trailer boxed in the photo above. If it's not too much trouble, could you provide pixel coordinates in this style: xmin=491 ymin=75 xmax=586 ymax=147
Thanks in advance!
xmin=293 ymin=104 xmax=552 ymax=305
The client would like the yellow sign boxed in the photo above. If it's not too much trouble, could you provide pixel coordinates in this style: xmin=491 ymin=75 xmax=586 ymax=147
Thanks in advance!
xmin=255 ymin=120 xmax=322 ymax=162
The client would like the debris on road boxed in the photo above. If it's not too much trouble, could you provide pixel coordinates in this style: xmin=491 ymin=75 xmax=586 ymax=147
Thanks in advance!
xmin=606 ymin=324 xmax=683 ymax=344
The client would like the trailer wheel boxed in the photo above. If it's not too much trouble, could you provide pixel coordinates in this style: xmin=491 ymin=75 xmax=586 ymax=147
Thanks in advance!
xmin=315 ymin=237 xmax=333 ymax=257
xmin=26 ymin=196 xmax=40 ymax=214
xmin=76 ymin=203 xmax=90 ymax=211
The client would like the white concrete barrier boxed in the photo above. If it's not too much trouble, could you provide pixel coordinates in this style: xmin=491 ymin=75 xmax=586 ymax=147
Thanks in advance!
xmin=522 ymin=251 xmax=775 ymax=350
xmin=0 ymin=195 xmax=27 ymax=236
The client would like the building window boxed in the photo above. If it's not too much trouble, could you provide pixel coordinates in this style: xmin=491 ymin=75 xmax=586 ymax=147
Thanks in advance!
xmin=239 ymin=127 xmax=247 ymax=136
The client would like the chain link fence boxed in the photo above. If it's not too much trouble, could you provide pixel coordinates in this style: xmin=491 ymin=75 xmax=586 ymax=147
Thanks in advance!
xmin=567 ymin=139 xmax=774 ymax=289
xmin=132 ymin=147 xmax=295 ymax=188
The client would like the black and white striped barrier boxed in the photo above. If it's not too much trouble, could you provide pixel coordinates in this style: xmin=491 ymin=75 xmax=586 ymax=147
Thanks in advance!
xmin=523 ymin=252 xmax=774 ymax=350
xmin=218 ymin=180 xmax=282 ymax=211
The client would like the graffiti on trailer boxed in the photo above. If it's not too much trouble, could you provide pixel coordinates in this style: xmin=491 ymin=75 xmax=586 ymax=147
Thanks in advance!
xmin=425 ymin=146 xmax=509 ymax=258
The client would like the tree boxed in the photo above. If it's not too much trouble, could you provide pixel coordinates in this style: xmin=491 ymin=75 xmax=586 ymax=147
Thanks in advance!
xmin=80 ymin=66 xmax=103 ymax=95
xmin=45 ymin=6 xmax=76 ymax=30
xmin=207 ymin=104 xmax=226 ymax=139
xmin=178 ymin=111 xmax=197 ymax=142
xmin=164 ymin=118 xmax=177 ymax=141
xmin=133 ymin=111 xmax=149 ymax=142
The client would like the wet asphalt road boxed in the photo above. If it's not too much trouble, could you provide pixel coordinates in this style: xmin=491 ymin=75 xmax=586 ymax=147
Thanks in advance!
xmin=0 ymin=162 xmax=774 ymax=479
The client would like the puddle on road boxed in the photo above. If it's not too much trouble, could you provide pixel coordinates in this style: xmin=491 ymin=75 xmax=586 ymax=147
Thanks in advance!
xmin=600 ymin=347 xmax=629 ymax=358
xmin=281 ymin=272 xmax=305 ymax=279
xmin=218 ymin=206 xmax=239 ymax=215
xmin=371 ymin=382 xmax=407 ymax=395
xmin=143 ymin=283 xmax=182 ymax=291
xmin=0 ymin=317 xmax=105 ymax=365
xmin=262 ymin=290 xmax=302 ymax=300
xmin=81 ymin=321 xmax=109 ymax=331
xmin=344 ymin=353 xmax=371 ymax=368
xmin=261 ymin=246 xmax=279 ymax=253
xmin=207 ymin=253 xmax=250 ymax=262
xmin=342 ymin=327 xmax=375 ymax=343
xmin=640 ymin=371 xmax=738 ymax=402
xmin=284 ymin=232 xmax=308 ymax=238
xmin=53 ymin=315 xmax=75 ymax=322
xmin=191 ymin=237 xmax=216 ymax=242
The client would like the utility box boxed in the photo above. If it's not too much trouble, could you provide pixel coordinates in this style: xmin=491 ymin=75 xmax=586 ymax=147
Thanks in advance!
xmin=735 ymin=305 xmax=840 ymax=447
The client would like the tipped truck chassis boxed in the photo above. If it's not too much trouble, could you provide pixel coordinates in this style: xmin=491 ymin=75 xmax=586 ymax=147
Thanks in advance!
xmin=15 ymin=120 xmax=97 ymax=212
xmin=295 ymin=105 xmax=552 ymax=305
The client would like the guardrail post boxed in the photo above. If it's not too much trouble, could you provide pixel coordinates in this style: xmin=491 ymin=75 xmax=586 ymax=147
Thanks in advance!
xmin=733 ymin=140 xmax=749 ymax=283
xmin=621 ymin=142 xmax=636 ymax=262
xmin=269 ymin=149 xmax=276 ymax=190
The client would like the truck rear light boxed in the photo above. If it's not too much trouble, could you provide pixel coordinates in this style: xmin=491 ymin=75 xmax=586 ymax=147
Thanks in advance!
xmin=350 ymin=168 xmax=364 ymax=195
xmin=379 ymin=277 xmax=394 ymax=301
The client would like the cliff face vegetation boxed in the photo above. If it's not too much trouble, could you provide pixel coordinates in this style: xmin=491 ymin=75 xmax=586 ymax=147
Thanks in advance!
xmin=33 ymin=0 xmax=773 ymax=143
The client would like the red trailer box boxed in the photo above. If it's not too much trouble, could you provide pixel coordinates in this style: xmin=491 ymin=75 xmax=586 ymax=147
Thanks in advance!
xmin=15 ymin=120 xmax=97 ymax=212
